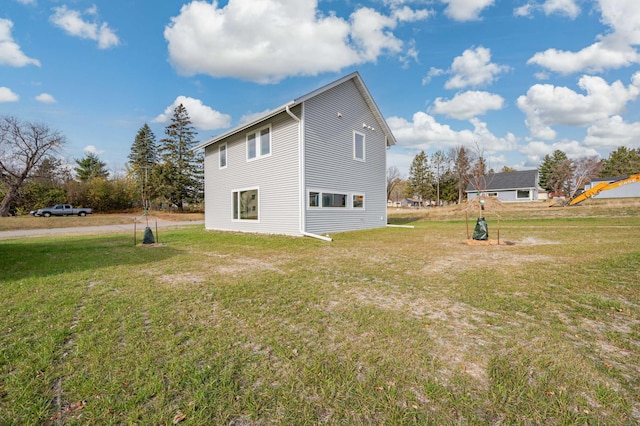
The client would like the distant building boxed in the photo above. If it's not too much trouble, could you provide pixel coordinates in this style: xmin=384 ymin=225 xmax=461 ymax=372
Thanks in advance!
xmin=466 ymin=169 xmax=542 ymax=202
xmin=582 ymin=176 xmax=640 ymax=199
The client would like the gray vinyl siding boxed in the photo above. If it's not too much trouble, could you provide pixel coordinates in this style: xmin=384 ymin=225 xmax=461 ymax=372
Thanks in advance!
xmin=303 ymin=80 xmax=388 ymax=234
xmin=203 ymin=108 xmax=301 ymax=235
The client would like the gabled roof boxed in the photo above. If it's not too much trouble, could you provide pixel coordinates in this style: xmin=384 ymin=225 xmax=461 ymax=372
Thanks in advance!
xmin=466 ymin=169 xmax=539 ymax=192
xmin=193 ymin=72 xmax=396 ymax=151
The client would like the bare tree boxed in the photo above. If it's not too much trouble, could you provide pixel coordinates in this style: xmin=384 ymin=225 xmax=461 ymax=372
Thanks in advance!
xmin=0 ymin=116 xmax=65 ymax=216
xmin=431 ymin=150 xmax=449 ymax=207
xmin=570 ymin=156 xmax=602 ymax=199
xmin=386 ymin=166 xmax=403 ymax=202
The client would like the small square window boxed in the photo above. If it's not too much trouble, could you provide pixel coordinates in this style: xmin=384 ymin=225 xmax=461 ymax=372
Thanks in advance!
xmin=353 ymin=194 xmax=364 ymax=208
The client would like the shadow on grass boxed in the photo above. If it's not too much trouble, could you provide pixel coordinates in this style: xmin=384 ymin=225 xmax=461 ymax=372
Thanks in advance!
xmin=0 ymin=234 xmax=180 ymax=282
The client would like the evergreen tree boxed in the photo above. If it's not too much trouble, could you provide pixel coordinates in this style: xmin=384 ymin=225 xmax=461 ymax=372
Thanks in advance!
xmin=74 ymin=153 xmax=109 ymax=181
xmin=538 ymin=150 xmax=567 ymax=191
xmin=405 ymin=151 xmax=434 ymax=205
xmin=449 ymin=145 xmax=472 ymax=203
xmin=599 ymin=146 xmax=640 ymax=177
xmin=128 ymin=123 xmax=158 ymax=208
xmin=157 ymin=104 xmax=203 ymax=211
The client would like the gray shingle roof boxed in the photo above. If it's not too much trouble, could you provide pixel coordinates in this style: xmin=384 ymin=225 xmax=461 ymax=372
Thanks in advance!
xmin=466 ymin=169 xmax=538 ymax=191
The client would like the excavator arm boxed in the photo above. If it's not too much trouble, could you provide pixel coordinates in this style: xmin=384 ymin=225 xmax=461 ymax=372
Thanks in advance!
xmin=569 ymin=173 xmax=640 ymax=206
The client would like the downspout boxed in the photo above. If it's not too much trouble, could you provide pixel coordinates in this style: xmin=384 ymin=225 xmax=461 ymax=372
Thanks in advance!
xmin=286 ymin=104 xmax=333 ymax=242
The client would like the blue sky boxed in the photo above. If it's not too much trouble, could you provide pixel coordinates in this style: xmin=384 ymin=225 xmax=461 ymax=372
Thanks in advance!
xmin=2 ymin=0 xmax=640 ymax=177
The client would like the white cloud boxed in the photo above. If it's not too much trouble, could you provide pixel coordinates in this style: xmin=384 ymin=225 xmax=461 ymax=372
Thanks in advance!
xmin=445 ymin=46 xmax=509 ymax=89
xmin=0 ymin=86 xmax=19 ymax=102
xmin=153 ymin=96 xmax=231 ymax=131
xmin=527 ymin=0 xmax=640 ymax=74
xmin=164 ymin=0 xmax=430 ymax=83
xmin=386 ymin=111 xmax=515 ymax=154
xmin=422 ymin=67 xmax=445 ymax=85
xmin=0 ymin=18 xmax=41 ymax=67
xmin=431 ymin=91 xmax=504 ymax=119
xmin=515 ymin=0 xmax=580 ymax=19
xmin=516 ymin=73 xmax=640 ymax=139
xmin=35 ymin=93 xmax=56 ymax=103
xmin=50 ymin=6 xmax=120 ymax=49
xmin=16 ymin=0 xmax=36 ymax=5
xmin=584 ymin=115 xmax=640 ymax=149
xmin=441 ymin=0 xmax=495 ymax=21
xmin=520 ymin=139 xmax=600 ymax=164
xmin=238 ymin=109 xmax=274 ymax=126
xmin=83 ymin=145 xmax=104 ymax=155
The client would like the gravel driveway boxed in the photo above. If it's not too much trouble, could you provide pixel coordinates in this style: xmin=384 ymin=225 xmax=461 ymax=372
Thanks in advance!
xmin=0 ymin=219 xmax=204 ymax=240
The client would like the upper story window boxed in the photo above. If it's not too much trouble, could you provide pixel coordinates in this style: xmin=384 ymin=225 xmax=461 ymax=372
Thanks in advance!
xmin=353 ymin=131 xmax=365 ymax=162
xmin=219 ymin=143 xmax=227 ymax=169
xmin=247 ymin=126 xmax=271 ymax=161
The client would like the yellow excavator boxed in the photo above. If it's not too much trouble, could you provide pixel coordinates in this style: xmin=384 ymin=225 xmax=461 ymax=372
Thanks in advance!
xmin=568 ymin=173 xmax=640 ymax=206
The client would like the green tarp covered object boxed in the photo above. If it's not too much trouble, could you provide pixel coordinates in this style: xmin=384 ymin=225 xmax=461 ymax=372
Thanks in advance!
xmin=473 ymin=217 xmax=488 ymax=241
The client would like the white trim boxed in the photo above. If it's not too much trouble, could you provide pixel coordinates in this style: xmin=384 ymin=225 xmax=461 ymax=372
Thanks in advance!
xmin=246 ymin=125 xmax=272 ymax=162
xmin=219 ymin=142 xmax=227 ymax=169
xmin=353 ymin=130 xmax=365 ymax=162
xmin=231 ymin=186 xmax=260 ymax=222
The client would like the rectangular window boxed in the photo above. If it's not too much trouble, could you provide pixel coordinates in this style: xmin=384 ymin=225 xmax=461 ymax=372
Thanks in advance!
xmin=247 ymin=126 xmax=271 ymax=161
xmin=247 ymin=134 xmax=256 ymax=159
xmin=308 ymin=190 xmax=365 ymax=208
xmin=232 ymin=188 xmax=259 ymax=220
xmin=323 ymin=193 xmax=347 ymax=208
xmin=353 ymin=131 xmax=365 ymax=161
xmin=309 ymin=192 xmax=320 ymax=207
xmin=517 ymin=190 xmax=531 ymax=199
xmin=219 ymin=143 xmax=227 ymax=168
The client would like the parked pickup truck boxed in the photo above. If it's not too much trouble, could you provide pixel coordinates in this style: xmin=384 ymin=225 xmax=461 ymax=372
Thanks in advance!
xmin=34 ymin=204 xmax=93 ymax=217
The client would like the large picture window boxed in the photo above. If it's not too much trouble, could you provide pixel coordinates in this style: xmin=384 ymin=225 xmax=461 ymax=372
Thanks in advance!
xmin=517 ymin=190 xmax=531 ymax=199
xmin=247 ymin=126 xmax=271 ymax=161
xmin=232 ymin=188 xmax=259 ymax=220
xmin=353 ymin=131 xmax=365 ymax=161
xmin=219 ymin=143 xmax=227 ymax=169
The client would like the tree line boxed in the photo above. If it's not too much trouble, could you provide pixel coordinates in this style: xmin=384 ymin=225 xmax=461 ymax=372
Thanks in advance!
xmin=391 ymin=146 xmax=640 ymax=206
xmin=0 ymin=104 xmax=203 ymax=216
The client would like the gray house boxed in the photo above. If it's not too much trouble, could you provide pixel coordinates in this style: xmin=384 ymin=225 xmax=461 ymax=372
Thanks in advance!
xmin=466 ymin=169 xmax=540 ymax=202
xmin=194 ymin=72 xmax=396 ymax=239
xmin=582 ymin=176 xmax=640 ymax=199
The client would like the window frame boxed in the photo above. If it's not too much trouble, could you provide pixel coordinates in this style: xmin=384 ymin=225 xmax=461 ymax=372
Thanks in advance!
xmin=352 ymin=194 xmax=365 ymax=208
xmin=246 ymin=125 xmax=272 ymax=161
xmin=353 ymin=130 xmax=365 ymax=162
xmin=232 ymin=187 xmax=260 ymax=221
xmin=516 ymin=189 xmax=531 ymax=200
xmin=219 ymin=142 xmax=227 ymax=169
xmin=307 ymin=189 xmax=365 ymax=209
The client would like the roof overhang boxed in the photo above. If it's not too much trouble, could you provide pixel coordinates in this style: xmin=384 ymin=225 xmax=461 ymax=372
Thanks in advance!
xmin=193 ymin=71 xmax=396 ymax=151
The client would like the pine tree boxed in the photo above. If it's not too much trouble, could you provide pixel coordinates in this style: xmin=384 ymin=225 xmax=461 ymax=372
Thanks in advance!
xmin=449 ymin=145 xmax=472 ymax=203
xmin=74 ymin=153 xmax=109 ymax=181
xmin=538 ymin=150 xmax=569 ymax=193
xmin=156 ymin=104 xmax=203 ymax=211
xmin=405 ymin=151 xmax=434 ymax=205
xmin=128 ymin=123 xmax=157 ymax=208
xmin=599 ymin=147 xmax=640 ymax=177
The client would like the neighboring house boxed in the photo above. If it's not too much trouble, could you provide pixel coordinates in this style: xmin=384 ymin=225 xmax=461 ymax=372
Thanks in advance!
xmin=194 ymin=72 xmax=396 ymax=238
xmin=582 ymin=176 xmax=640 ymax=199
xmin=466 ymin=169 xmax=541 ymax=202
xmin=387 ymin=198 xmax=422 ymax=208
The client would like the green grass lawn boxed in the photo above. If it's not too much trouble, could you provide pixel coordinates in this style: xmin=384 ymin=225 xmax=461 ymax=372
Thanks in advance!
xmin=1 ymin=209 xmax=639 ymax=424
